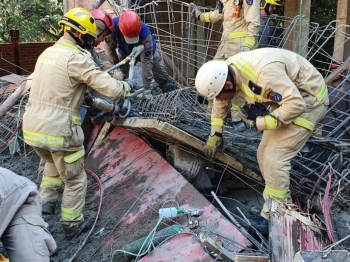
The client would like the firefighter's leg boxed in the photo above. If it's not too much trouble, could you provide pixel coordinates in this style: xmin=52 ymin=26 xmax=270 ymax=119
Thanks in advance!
xmin=33 ymin=147 xmax=63 ymax=214
xmin=58 ymin=151 xmax=87 ymax=228
xmin=1 ymin=189 xmax=56 ymax=261
xmin=259 ymin=124 xmax=312 ymax=219
xmin=37 ymin=157 xmax=46 ymax=184
xmin=230 ymin=96 xmax=247 ymax=132
xmin=152 ymin=50 xmax=175 ymax=93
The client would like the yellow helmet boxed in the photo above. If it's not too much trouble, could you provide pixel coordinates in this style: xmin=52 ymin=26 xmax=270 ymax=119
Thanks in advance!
xmin=58 ymin=8 xmax=97 ymax=38
xmin=260 ymin=0 xmax=281 ymax=9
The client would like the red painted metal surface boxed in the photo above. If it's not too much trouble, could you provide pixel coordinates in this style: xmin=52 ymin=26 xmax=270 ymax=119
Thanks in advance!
xmin=84 ymin=127 xmax=252 ymax=261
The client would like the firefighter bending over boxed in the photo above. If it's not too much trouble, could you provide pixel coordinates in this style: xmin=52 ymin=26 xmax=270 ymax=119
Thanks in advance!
xmin=194 ymin=0 xmax=260 ymax=132
xmin=195 ymin=48 xmax=329 ymax=232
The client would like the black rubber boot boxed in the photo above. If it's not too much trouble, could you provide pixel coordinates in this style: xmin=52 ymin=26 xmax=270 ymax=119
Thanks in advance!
xmin=42 ymin=201 xmax=56 ymax=215
xmin=159 ymin=79 xmax=176 ymax=93
xmin=63 ymin=217 xmax=93 ymax=240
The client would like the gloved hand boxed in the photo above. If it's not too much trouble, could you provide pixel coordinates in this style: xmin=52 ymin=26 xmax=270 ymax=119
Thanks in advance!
xmin=84 ymin=91 xmax=94 ymax=107
xmin=204 ymin=132 xmax=223 ymax=158
xmin=122 ymin=79 xmax=137 ymax=92
xmin=193 ymin=5 xmax=202 ymax=20
xmin=239 ymin=46 xmax=252 ymax=53
xmin=239 ymin=103 xmax=269 ymax=129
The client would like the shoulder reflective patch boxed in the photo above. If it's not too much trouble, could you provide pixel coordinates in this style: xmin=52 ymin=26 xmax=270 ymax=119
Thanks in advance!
xmin=246 ymin=0 xmax=253 ymax=5
xmin=143 ymin=41 xmax=151 ymax=50
xmin=263 ymin=88 xmax=282 ymax=102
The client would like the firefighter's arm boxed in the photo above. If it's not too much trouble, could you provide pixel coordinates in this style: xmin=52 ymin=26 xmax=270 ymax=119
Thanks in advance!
xmin=68 ymin=53 xmax=130 ymax=100
xmin=211 ymin=98 xmax=231 ymax=134
xmin=255 ymin=64 xmax=306 ymax=131
xmin=242 ymin=0 xmax=260 ymax=49
xmin=196 ymin=5 xmax=224 ymax=24
xmin=104 ymin=35 xmax=120 ymax=65
xmin=140 ymin=35 xmax=154 ymax=88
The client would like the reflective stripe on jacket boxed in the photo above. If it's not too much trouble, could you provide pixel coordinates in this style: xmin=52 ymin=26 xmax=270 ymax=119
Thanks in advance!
xmin=211 ymin=48 xmax=329 ymax=134
xmin=199 ymin=0 xmax=260 ymax=59
xmin=23 ymin=39 xmax=130 ymax=151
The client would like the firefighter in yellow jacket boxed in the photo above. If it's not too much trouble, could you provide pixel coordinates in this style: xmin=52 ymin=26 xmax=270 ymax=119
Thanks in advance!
xmin=22 ymin=8 xmax=133 ymax=239
xmin=195 ymin=48 xmax=329 ymax=227
xmin=194 ymin=0 xmax=260 ymax=132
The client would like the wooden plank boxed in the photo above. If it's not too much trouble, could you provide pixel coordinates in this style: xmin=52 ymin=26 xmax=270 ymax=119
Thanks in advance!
xmin=235 ymin=254 xmax=269 ymax=262
xmin=113 ymin=117 xmax=263 ymax=182
xmin=269 ymin=198 xmax=329 ymax=262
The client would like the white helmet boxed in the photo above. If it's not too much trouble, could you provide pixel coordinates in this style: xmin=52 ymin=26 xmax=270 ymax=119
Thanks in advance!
xmin=195 ymin=60 xmax=228 ymax=100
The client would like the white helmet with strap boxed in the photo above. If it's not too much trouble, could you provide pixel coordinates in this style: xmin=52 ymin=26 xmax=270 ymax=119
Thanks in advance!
xmin=195 ymin=60 xmax=228 ymax=100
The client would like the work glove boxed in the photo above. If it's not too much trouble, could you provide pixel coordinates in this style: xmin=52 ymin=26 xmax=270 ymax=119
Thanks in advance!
xmin=239 ymin=46 xmax=252 ymax=53
xmin=193 ymin=5 xmax=202 ymax=20
xmin=204 ymin=132 xmax=223 ymax=158
xmin=122 ymin=79 xmax=137 ymax=92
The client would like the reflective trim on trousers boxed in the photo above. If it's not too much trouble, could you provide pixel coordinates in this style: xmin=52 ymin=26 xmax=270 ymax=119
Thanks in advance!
xmin=293 ymin=117 xmax=315 ymax=131
xmin=23 ymin=129 xmax=64 ymax=147
xmin=264 ymin=185 xmax=288 ymax=199
xmin=41 ymin=176 xmax=63 ymax=188
xmin=211 ymin=117 xmax=224 ymax=127
xmin=72 ymin=115 xmax=81 ymax=125
xmin=63 ymin=149 xmax=85 ymax=164
xmin=61 ymin=207 xmax=82 ymax=219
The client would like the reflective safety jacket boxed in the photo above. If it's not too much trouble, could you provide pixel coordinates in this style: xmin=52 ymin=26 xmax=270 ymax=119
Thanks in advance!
xmin=198 ymin=0 xmax=260 ymax=59
xmin=23 ymin=39 xmax=130 ymax=151
xmin=211 ymin=48 xmax=329 ymax=134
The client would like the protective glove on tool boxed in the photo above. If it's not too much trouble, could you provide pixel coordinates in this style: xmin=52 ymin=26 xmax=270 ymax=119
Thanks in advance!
xmin=204 ymin=132 xmax=223 ymax=158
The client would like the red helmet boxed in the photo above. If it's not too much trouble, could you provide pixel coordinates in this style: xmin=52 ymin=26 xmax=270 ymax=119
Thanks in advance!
xmin=119 ymin=11 xmax=142 ymax=44
xmin=330 ymin=61 xmax=341 ymax=70
xmin=91 ymin=9 xmax=113 ymax=33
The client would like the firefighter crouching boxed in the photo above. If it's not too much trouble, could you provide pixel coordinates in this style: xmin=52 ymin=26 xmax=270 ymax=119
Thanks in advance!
xmin=194 ymin=48 xmax=329 ymax=232
xmin=22 ymin=8 xmax=134 ymax=240
xmin=0 ymin=167 xmax=57 ymax=261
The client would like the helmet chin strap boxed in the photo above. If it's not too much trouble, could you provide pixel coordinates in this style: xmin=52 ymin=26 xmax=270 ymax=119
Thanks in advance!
xmin=265 ymin=4 xmax=271 ymax=15
xmin=68 ymin=31 xmax=84 ymax=48
xmin=68 ymin=31 xmax=94 ymax=50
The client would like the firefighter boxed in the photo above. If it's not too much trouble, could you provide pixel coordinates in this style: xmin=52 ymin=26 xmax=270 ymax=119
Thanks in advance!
xmin=0 ymin=167 xmax=57 ymax=261
xmin=90 ymin=9 xmax=114 ymax=71
xmin=193 ymin=0 xmax=260 ymax=132
xmin=104 ymin=10 xmax=175 ymax=93
xmin=22 ymin=7 xmax=134 ymax=240
xmin=259 ymin=0 xmax=281 ymax=48
xmin=194 ymin=48 xmax=329 ymax=231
